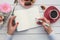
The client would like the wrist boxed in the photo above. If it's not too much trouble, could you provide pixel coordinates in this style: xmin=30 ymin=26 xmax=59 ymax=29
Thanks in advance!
xmin=7 ymin=31 xmax=13 ymax=35
xmin=48 ymin=30 xmax=53 ymax=34
xmin=49 ymin=31 xmax=55 ymax=35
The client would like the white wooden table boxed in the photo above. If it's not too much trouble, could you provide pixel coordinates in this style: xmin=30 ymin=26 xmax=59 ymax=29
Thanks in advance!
xmin=0 ymin=0 xmax=60 ymax=40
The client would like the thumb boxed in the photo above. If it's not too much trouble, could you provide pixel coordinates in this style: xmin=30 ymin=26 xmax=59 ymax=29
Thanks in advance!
xmin=14 ymin=22 xmax=19 ymax=29
xmin=42 ymin=22 xmax=48 ymax=29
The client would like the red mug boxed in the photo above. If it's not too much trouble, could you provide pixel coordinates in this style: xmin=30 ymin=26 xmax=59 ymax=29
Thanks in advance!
xmin=44 ymin=6 xmax=60 ymax=23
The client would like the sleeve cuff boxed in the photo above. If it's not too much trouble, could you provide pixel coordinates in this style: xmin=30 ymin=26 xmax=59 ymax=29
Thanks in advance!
xmin=5 ymin=33 xmax=12 ymax=40
xmin=48 ymin=31 xmax=57 ymax=40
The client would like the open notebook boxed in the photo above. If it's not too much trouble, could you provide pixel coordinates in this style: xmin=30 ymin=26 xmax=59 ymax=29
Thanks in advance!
xmin=14 ymin=6 xmax=43 ymax=31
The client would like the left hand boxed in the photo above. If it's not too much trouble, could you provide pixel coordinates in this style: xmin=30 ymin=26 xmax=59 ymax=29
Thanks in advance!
xmin=7 ymin=16 xmax=19 ymax=35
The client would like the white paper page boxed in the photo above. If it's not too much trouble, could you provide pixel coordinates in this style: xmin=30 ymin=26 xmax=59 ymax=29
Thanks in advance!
xmin=14 ymin=6 xmax=43 ymax=31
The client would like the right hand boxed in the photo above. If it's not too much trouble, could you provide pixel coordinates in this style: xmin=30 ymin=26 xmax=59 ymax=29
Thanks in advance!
xmin=37 ymin=17 xmax=53 ymax=34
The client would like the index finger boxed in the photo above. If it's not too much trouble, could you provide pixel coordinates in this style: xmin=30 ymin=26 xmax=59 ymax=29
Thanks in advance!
xmin=9 ymin=16 xmax=16 ymax=25
xmin=43 ymin=17 xmax=50 ymax=23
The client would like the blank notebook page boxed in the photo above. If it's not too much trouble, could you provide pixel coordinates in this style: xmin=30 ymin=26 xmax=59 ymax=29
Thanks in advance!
xmin=14 ymin=6 xmax=43 ymax=31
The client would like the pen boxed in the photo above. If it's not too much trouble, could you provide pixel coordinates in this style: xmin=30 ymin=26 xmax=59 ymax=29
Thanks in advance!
xmin=12 ymin=0 xmax=18 ymax=25
xmin=36 ymin=18 xmax=50 ymax=27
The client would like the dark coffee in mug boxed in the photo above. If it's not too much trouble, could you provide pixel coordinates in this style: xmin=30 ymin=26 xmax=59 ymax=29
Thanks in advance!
xmin=25 ymin=2 xmax=31 ymax=6
xmin=50 ymin=10 xmax=59 ymax=19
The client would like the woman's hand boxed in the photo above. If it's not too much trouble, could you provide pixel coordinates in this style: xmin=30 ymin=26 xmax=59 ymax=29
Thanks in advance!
xmin=7 ymin=16 xmax=19 ymax=35
xmin=37 ymin=17 xmax=53 ymax=34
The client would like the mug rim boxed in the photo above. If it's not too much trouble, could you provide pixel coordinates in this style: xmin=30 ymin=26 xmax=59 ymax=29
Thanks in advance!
xmin=18 ymin=0 xmax=35 ymax=8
